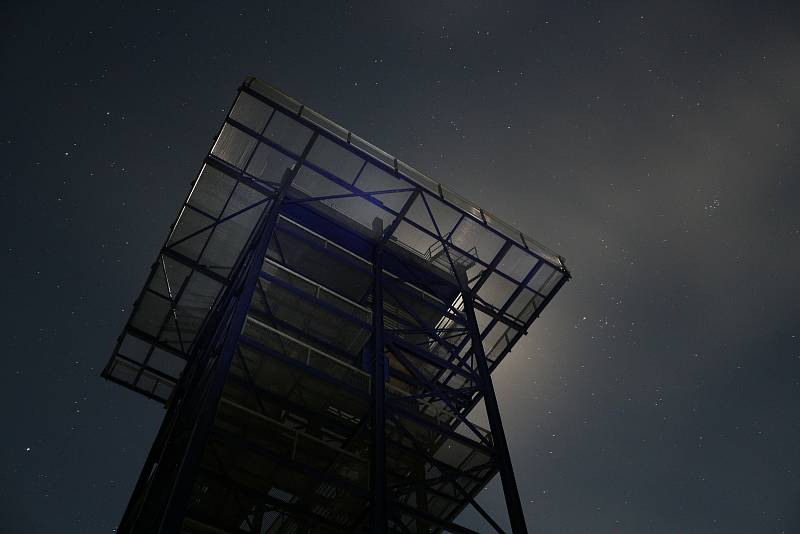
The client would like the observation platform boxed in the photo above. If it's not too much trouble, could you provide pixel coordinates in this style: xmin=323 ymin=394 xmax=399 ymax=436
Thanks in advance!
xmin=103 ymin=77 xmax=569 ymax=534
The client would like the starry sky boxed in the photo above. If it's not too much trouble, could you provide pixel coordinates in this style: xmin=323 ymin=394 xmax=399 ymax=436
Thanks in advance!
xmin=2 ymin=1 xmax=799 ymax=532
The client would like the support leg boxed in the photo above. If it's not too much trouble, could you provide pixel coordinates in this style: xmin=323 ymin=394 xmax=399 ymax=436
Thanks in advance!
xmin=370 ymin=217 xmax=387 ymax=533
xmin=118 ymin=132 xmax=318 ymax=533
xmin=457 ymin=270 xmax=528 ymax=534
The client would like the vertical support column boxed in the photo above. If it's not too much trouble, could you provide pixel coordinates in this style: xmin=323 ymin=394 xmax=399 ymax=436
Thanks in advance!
xmin=415 ymin=462 xmax=431 ymax=533
xmin=370 ymin=218 xmax=387 ymax=533
xmin=456 ymin=270 xmax=529 ymax=534
xmin=120 ymin=131 xmax=318 ymax=534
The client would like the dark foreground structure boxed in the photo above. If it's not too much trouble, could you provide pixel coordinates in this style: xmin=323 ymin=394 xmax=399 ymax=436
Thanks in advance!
xmin=103 ymin=78 xmax=569 ymax=533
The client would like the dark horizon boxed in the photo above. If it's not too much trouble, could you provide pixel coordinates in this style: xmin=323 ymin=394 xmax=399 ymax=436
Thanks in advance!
xmin=2 ymin=1 xmax=799 ymax=532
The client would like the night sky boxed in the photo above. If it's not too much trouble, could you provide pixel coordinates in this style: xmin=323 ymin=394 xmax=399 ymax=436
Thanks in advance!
xmin=2 ymin=1 xmax=799 ymax=532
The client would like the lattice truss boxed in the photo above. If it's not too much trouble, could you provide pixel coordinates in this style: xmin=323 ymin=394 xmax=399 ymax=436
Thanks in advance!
xmin=104 ymin=78 xmax=569 ymax=534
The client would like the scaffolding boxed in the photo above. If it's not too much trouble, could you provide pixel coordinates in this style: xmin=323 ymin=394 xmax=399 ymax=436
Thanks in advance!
xmin=103 ymin=77 xmax=570 ymax=534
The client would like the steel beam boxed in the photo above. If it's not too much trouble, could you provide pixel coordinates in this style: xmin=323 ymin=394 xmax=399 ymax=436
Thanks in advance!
xmin=370 ymin=217 xmax=387 ymax=532
xmin=456 ymin=268 xmax=529 ymax=534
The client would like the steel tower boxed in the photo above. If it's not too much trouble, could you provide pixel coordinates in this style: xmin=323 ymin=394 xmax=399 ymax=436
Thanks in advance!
xmin=103 ymin=77 xmax=570 ymax=534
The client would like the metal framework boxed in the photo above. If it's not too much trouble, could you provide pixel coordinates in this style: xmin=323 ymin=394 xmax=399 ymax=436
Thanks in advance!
xmin=103 ymin=77 xmax=570 ymax=534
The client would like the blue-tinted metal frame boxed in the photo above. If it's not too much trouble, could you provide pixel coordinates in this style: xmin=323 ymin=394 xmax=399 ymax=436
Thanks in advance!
xmin=107 ymin=78 xmax=571 ymax=534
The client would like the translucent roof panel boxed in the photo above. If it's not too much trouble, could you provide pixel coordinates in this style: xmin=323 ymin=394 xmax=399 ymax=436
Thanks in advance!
xmin=103 ymin=77 xmax=569 ymax=403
